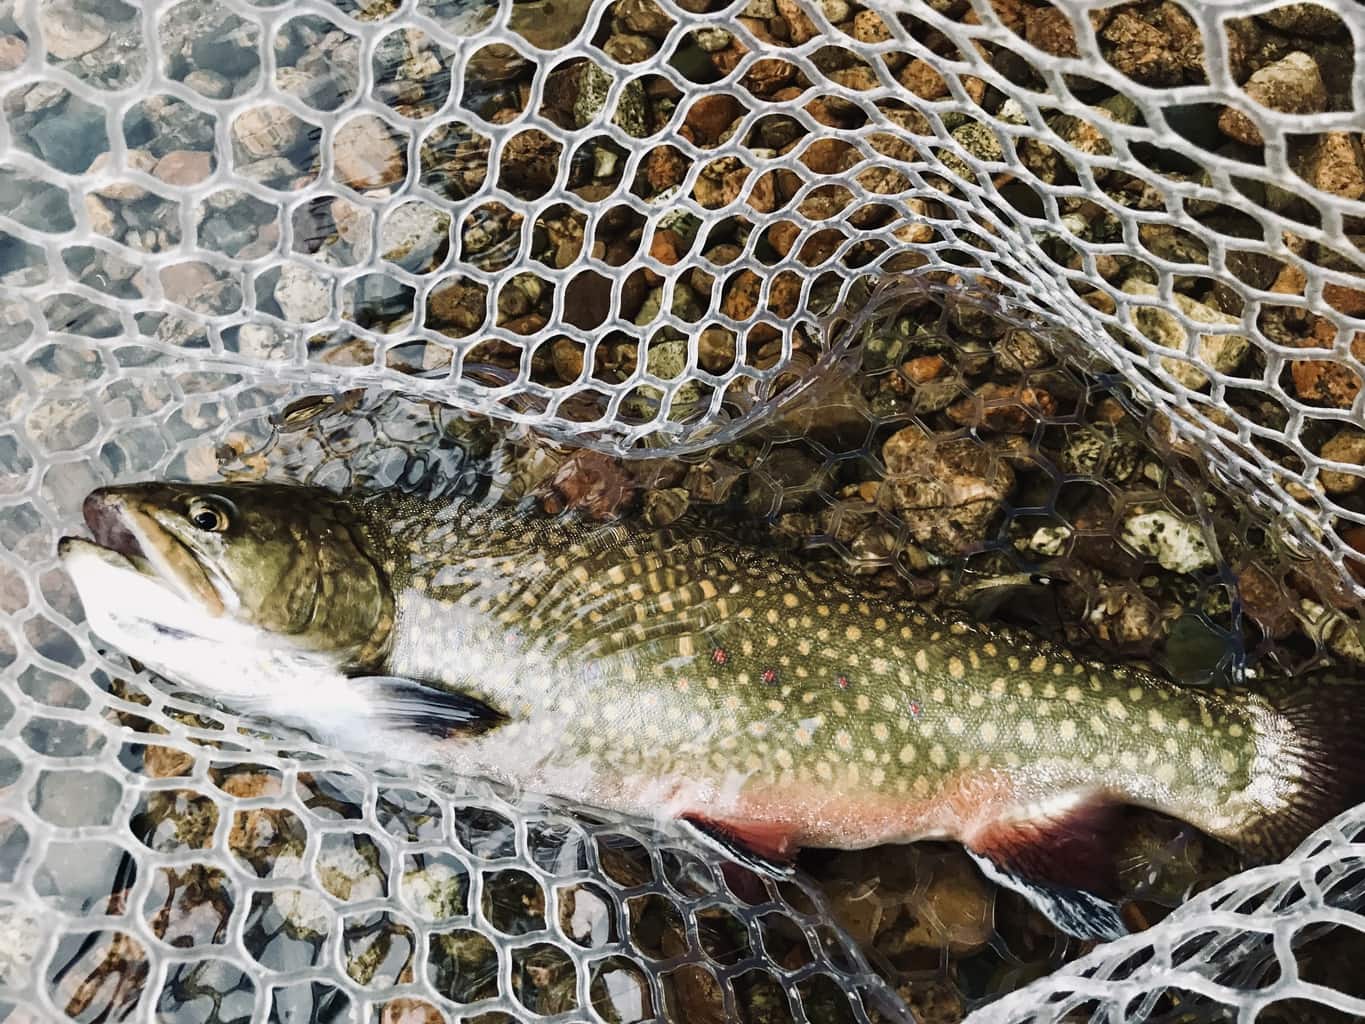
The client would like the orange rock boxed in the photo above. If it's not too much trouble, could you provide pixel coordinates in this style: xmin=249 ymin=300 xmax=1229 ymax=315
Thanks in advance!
xmin=898 ymin=58 xmax=948 ymax=100
xmin=1290 ymin=315 xmax=1365 ymax=407
xmin=683 ymin=94 xmax=744 ymax=146
xmin=901 ymin=354 xmax=947 ymax=384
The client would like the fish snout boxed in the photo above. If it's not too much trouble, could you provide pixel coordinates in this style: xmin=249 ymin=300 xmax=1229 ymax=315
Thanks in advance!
xmin=82 ymin=490 xmax=143 ymax=560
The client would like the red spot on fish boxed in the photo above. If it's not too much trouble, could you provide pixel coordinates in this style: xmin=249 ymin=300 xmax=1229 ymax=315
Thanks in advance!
xmin=762 ymin=668 xmax=778 ymax=685
xmin=712 ymin=647 xmax=728 ymax=666
xmin=836 ymin=675 xmax=850 ymax=689
xmin=908 ymin=701 xmax=922 ymax=718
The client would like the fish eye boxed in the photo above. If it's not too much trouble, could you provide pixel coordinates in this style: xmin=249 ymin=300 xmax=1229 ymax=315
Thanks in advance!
xmin=187 ymin=496 xmax=233 ymax=533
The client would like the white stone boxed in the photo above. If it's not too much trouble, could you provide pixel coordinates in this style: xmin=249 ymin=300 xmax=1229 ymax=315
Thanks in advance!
xmin=403 ymin=862 xmax=465 ymax=920
xmin=236 ymin=323 xmax=291 ymax=361
xmin=1123 ymin=278 xmax=1249 ymax=390
xmin=232 ymin=105 xmax=302 ymax=160
xmin=83 ymin=194 xmax=116 ymax=235
xmin=39 ymin=4 xmax=108 ymax=60
xmin=381 ymin=201 xmax=450 ymax=272
xmin=819 ymin=0 xmax=851 ymax=22
xmin=694 ymin=28 xmax=732 ymax=52
xmin=274 ymin=263 xmax=332 ymax=322
xmin=1120 ymin=510 xmax=1215 ymax=574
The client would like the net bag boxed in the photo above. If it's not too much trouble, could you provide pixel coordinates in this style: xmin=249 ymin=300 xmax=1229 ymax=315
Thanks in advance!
xmin=5 ymin=0 xmax=1365 ymax=1020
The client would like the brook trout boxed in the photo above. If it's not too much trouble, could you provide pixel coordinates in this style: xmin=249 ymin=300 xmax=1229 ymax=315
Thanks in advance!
xmin=59 ymin=483 xmax=1364 ymax=940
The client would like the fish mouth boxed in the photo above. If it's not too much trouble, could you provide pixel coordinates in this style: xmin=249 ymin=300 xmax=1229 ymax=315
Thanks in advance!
xmin=59 ymin=490 xmax=226 ymax=617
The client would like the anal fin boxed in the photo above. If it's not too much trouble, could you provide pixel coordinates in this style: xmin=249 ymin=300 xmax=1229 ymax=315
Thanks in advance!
xmin=966 ymin=849 xmax=1125 ymax=942
xmin=964 ymin=797 xmax=1127 ymax=943
xmin=352 ymin=675 xmax=506 ymax=738
xmin=679 ymin=814 xmax=797 ymax=879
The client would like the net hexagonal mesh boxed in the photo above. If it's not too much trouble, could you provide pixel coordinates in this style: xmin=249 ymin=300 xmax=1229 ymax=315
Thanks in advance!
xmin=5 ymin=0 xmax=1365 ymax=1020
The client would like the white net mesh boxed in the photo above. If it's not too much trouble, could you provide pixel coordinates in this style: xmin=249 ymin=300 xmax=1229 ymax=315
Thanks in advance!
xmin=6 ymin=0 xmax=1365 ymax=1020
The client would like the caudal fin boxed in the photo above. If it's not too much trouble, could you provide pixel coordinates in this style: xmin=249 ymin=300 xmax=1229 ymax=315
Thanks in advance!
xmin=1241 ymin=685 xmax=1365 ymax=860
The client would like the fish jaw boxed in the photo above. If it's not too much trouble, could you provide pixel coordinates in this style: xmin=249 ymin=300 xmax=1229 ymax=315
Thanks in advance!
xmin=58 ymin=536 xmax=338 ymax=706
xmin=81 ymin=489 xmax=227 ymax=616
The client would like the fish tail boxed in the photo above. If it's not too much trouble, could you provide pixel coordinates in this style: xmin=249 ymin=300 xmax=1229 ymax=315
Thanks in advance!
xmin=1241 ymin=686 xmax=1365 ymax=859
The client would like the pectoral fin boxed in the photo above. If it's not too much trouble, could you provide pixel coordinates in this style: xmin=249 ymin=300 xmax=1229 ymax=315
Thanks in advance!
xmin=963 ymin=798 xmax=1127 ymax=943
xmin=352 ymin=675 xmax=506 ymax=737
xmin=679 ymin=814 xmax=797 ymax=879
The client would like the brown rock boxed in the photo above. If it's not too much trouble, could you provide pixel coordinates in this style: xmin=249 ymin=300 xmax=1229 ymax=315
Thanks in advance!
xmin=721 ymin=269 xmax=761 ymax=320
xmin=614 ymin=0 xmax=674 ymax=38
xmin=602 ymin=32 xmax=657 ymax=64
xmin=799 ymin=137 xmax=856 ymax=175
xmin=1236 ymin=563 xmax=1298 ymax=639
xmin=901 ymin=354 xmax=947 ymax=384
xmin=544 ymin=449 xmax=635 ymax=519
xmin=427 ymin=278 xmax=489 ymax=336
xmin=1319 ymin=428 xmax=1365 ymax=494
xmin=153 ymin=150 xmax=213 ymax=186
xmin=698 ymin=326 xmax=736 ymax=372
xmin=1291 ymin=315 xmax=1365 ymax=408
xmin=878 ymin=427 xmax=1016 ymax=553
xmin=1026 ymin=7 xmax=1081 ymax=57
xmin=850 ymin=10 xmax=891 ymax=43
xmin=946 ymin=382 xmax=1058 ymax=433
xmin=1219 ymin=51 xmax=1327 ymax=146
xmin=1099 ymin=4 xmax=1205 ymax=87
xmin=683 ymin=94 xmax=744 ymax=146
xmin=550 ymin=337 xmax=584 ymax=382
xmin=1258 ymin=3 xmax=1344 ymax=37
xmin=640 ymin=144 xmax=687 ymax=192
xmin=775 ymin=0 xmax=819 ymax=44
xmin=1296 ymin=132 xmax=1365 ymax=200
xmin=335 ymin=116 xmax=406 ymax=191
xmin=898 ymin=58 xmax=948 ymax=100
xmin=498 ymin=129 xmax=561 ymax=198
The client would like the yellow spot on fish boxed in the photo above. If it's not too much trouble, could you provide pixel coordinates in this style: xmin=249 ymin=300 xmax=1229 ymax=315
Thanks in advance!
xmin=899 ymin=743 xmax=916 ymax=764
xmin=783 ymin=593 xmax=799 ymax=608
xmin=794 ymin=727 xmax=812 ymax=746
xmin=1059 ymin=719 xmax=1076 ymax=740
xmin=914 ymin=650 xmax=929 ymax=672
xmin=979 ymin=722 xmax=998 ymax=743
xmin=871 ymin=767 xmax=885 ymax=787
xmin=929 ymin=744 xmax=946 ymax=766
xmin=1064 ymin=686 xmax=1082 ymax=703
xmin=947 ymin=716 xmax=964 ymax=736
xmin=990 ymin=678 xmax=1006 ymax=697
xmin=846 ymin=625 xmax=862 ymax=641
xmin=775 ymin=749 xmax=793 ymax=769
xmin=872 ymin=723 xmax=889 ymax=742
xmin=856 ymin=695 xmax=871 ymax=712
xmin=816 ymin=761 xmax=832 ymax=781
xmin=1155 ymin=763 xmax=1176 ymax=785
xmin=1219 ymin=750 xmax=1238 ymax=773
xmin=931 ymin=687 xmax=946 ymax=702
xmin=1148 ymin=709 xmax=1166 ymax=731
xmin=1017 ymin=682 xmax=1033 ymax=699
xmin=835 ymin=730 xmax=852 ymax=752
xmin=1128 ymin=686 xmax=1144 ymax=702
xmin=968 ymin=693 xmax=984 ymax=709
xmin=913 ymin=776 xmax=930 ymax=797
xmin=1228 ymin=723 xmax=1243 ymax=738
xmin=1105 ymin=697 xmax=1128 ymax=720
xmin=1030 ymin=656 xmax=1047 ymax=673
xmin=1019 ymin=720 xmax=1036 ymax=744
xmin=948 ymin=657 xmax=965 ymax=680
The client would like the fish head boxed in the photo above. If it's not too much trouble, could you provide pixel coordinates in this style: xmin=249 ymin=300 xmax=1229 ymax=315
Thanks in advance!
xmin=59 ymin=483 xmax=393 ymax=690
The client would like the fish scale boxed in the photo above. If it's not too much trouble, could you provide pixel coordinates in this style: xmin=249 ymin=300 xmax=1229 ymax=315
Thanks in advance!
xmin=60 ymin=482 xmax=1365 ymax=940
